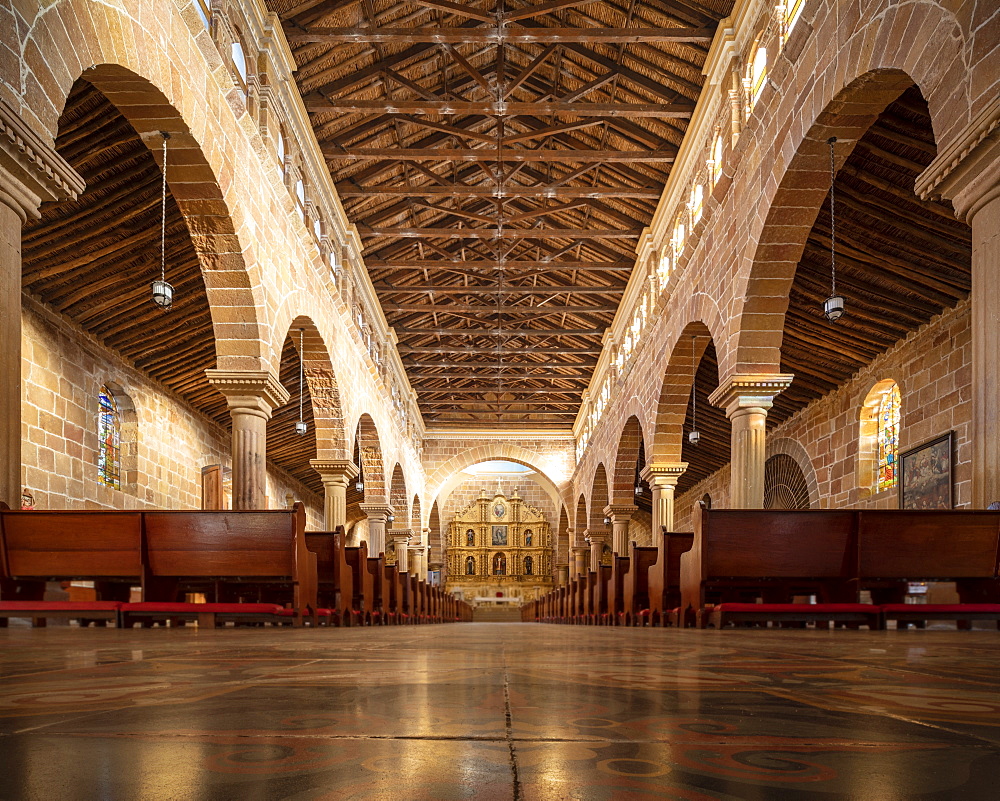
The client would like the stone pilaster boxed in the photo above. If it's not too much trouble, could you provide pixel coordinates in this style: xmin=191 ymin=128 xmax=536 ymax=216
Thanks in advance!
xmin=570 ymin=545 xmax=589 ymax=578
xmin=709 ymin=374 xmax=793 ymax=508
xmin=310 ymin=459 xmax=359 ymax=530
xmin=410 ymin=544 xmax=427 ymax=579
xmin=0 ymin=99 xmax=84 ymax=507
xmin=360 ymin=503 xmax=393 ymax=557
xmin=641 ymin=463 xmax=687 ymax=532
xmin=585 ymin=528 xmax=610 ymax=571
xmin=389 ymin=529 xmax=412 ymax=572
xmin=555 ymin=564 xmax=570 ymax=586
xmin=916 ymin=98 xmax=1000 ymax=506
xmin=604 ymin=504 xmax=637 ymax=554
xmin=206 ymin=370 xmax=290 ymax=509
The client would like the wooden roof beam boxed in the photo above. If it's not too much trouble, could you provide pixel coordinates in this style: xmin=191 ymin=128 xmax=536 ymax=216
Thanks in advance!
xmin=305 ymin=98 xmax=695 ymax=116
xmin=329 ymin=147 xmax=676 ymax=162
xmin=359 ymin=227 xmax=640 ymax=239
xmin=339 ymin=185 xmax=661 ymax=197
xmin=290 ymin=27 xmax=715 ymax=44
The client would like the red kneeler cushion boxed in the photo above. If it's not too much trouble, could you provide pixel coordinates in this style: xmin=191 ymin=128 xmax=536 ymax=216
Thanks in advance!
xmin=881 ymin=604 xmax=1000 ymax=614
xmin=716 ymin=603 xmax=879 ymax=613
xmin=121 ymin=603 xmax=283 ymax=614
xmin=0 ymin=601 xmax=122 ymax=611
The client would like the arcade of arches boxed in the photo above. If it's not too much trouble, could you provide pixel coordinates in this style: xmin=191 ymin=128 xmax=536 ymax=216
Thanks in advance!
xmin=1 ymin=0 xmax=1000 ymax=796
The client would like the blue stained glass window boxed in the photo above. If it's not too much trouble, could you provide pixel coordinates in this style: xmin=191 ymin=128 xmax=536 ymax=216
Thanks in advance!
xmin=97 ymin=387 xmax=121 ymax=490
xmin=876 ymin=384 xmax=901 ymax=492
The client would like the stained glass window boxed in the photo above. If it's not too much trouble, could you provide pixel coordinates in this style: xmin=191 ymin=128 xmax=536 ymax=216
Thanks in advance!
xmin=876 ymin=383 xmax=901 ymax=492
xmin=97 ymin=386 xmax=121 ymax=490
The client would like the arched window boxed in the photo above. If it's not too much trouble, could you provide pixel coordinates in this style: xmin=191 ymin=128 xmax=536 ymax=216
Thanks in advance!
xmin=673 ymin=219 xmax=685 ymax=257
xmin=275 ymin=129 xmax=286 ymax=179
xmin=748 ymin=44 xmax=768 ymax=109
xmin=690 ymin=183 xmax=704 ymax=223
xmin=97 ymin=386 xmax=121 ymax=490
xmin=859 ymin=379 xmax=902 ymax=494
xmin=465 ymin=556 xmax=476 ymax=575
xmin=466 ymin=529 xmax=475 ymax=546
xmin=194 ymin=0 xmax=211 ymax=31
xmin=709 ymin=134 xmax=724 ymax=186
xmin=524 ymin=555 xmax=533 ymax=575
xmin=295 ymin=178 xmax=306 ymax=222
xmin=492 ymin=552 xmax=506 ymax=576
xmin=876 ymin=384 xmax=902 ymax=492
xmin=783 ymin=0 xmax=806 ymax=41
xmin=231 ymin=39 xmax=248 ymax=93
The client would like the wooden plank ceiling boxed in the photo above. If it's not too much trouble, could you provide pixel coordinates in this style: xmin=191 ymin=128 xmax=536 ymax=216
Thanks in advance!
xmin=270 ymin=0 xmax=734 ymax=428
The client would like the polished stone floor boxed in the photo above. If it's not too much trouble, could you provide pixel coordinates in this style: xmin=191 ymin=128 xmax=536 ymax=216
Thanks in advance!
xmin=1 ymin=624 xmax=999 ymax=800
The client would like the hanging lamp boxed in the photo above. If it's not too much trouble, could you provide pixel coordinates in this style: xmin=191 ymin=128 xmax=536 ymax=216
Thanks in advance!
xmin=688 ymin=336 xmax=701 ymax=445
xmin=294 ymin=329 xmax=308 ymax=435
xmin=151 ymin=132 xmax=174 ymax=310
xmin=823 ymin=136 xmax=845 ymax=321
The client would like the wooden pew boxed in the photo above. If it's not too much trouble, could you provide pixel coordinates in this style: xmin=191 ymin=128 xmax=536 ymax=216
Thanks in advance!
xmin=618 ymin=544 xmax=657 ymax=626
xmin=345 ymin=542 xmax=375 ymax=624
xmin=680 ymin=505 xmax=858 ymax=627
xmin=606 ymin=555 xmax=630 ymax=626
xmin=366 ymin=556 xmax=389 ymax=624
xmin=856 ymin=510 xmax=1000 ymax=627
xmin=646 ymin=532 xmax=694 ymax=627
xmin=133 ymin=503 xmax=317 ymax=627
xmin=304 ymin=528 xmax=354 ymax=626
xmin=0 ymin=505 xmax=143 ymax=626
xmin=590 ymin=565 xmax=612 ymax=625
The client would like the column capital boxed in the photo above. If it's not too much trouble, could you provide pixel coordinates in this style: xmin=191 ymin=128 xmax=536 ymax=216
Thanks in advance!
xmin=603 ymin=503 xmax=637 ymax=521
xmin=310 ymin=459 xmax=359 ymax=485
xmin=641 ymin=463 xmax=687 ymax=488
xmin=709 ymin=373 xmax=793 ymax=418
xmin=0 ymin=98 xmax=85 ymax=221
xmin=583 ymin=528 xmax=611 ymax=543
xmin=569 ymin=544 xmax=589 ymax=554
xmin=389 ymin=529 xmax=412 ymax=543
xmin=359 ymin=503 xmax=394 ymax=523
xmin=916 ymin=94 xmax=1000 ymax=222
xmin=206 ymin=369 xmax=290 ymax=416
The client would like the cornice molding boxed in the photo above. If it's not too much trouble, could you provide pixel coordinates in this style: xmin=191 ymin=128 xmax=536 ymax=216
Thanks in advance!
xmin=0 ymin=98 xmax=85 ymax=221
xmin=205 ymin=369 xmax=290 ymax=413
xmin=709 ymin=373 xmax=794 ymax=415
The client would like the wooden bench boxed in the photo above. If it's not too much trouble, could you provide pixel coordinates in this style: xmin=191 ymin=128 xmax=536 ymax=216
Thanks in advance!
xmin=345 ymin=543 xmax=375 ymax=624
xmin=707 ymin=602 xmax=882 ymax=629
xmin=606 ymin=554 xmax=630 ymax=626
xmin=680 ymin=505 xmax=857 ymax=627
xmin=137 ymin=504 xmax=317 ymax=626
xmin=304 ymin=528 xmax=354 ymax=626
xmin=856 ymin=510 xmax=1000 ymax=604
xmin=647 ymin=532 xmax=693 ymax=627
xmin=881 ymin=603 xmax=1000 ymax=628
xmin=0 ymin=504 xmax=143 ymax=626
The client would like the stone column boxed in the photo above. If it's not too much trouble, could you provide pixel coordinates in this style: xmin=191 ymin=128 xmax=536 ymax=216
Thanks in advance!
xmin=709 ymin=375 xmax=793 ymax=508
xmin=916 ymin=119 xmax=1000 ymax=506
xmin=0 ymin=99 xmax=84 ymax=507
xmin=556 ymin=564 xmax=569 ymax=586
xmin=310 ymin=459 xmax=359 ymax=530
xmin=641 ymin=463 xmax=687 ymax=532
xmin=570 ymin=545 xmax=589 ymax=578
xmin=410 ymin=545 xmax=427 ymax=579
xmin=390 ymin=529 xmax=412 ymax=572
xmin=585 ymin=529 xmax=610 ymax=571
xmin=206 ymin=370 xmax=290 ymax=509
xmin=604 ymin=504 xmax=637 ymax=554
xmin=360 ymin=503 xmax=393 ymax=557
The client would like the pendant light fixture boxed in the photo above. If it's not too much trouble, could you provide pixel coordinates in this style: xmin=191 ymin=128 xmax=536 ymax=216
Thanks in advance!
xmin=355 ymin=472 xmax=364 ymax=494
xmin=823 ymin=136 xmax=845 ymax=321
xmin=294 ymin=328 xmax=308 ymax=436
xmin=688 ymin=336 xmax=701 ymax=445
xmin=151 ymin=132 xmax=174 ymax=310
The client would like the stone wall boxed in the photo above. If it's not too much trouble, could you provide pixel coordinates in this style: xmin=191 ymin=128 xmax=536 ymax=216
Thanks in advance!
xmin=21 ymin=295 xmax=324 ymax=526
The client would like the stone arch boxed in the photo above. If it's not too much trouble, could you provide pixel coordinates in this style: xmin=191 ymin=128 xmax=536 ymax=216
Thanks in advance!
xmin=52 ymin=63 xmax=267 ymax=370
xmin=765 ymin=437 xmax=820 ymax=509
xmin=611 ymin=415 xmax=647 ymax=504
xmin=732 ymin=3 xmax=966 ymax=377
xmin=283 ymin=315 xmax=347 ymax=460
xmin=353 ymin=414 xmax=385 ymax=503
xmin=427 ymin=444 xmax=568 ymax=512
xmin=411 ymin=493 xmax=422 ymax=532
xmin=574 ymin=494 xmax=587 ymax=545
xmin=557 ymin=505 xmax=570 ymax=568
xmin=651 ymin=321 xmax=715 ymax=462
xmin=389 ymin=463 xmax=407 ymax=522
xmin=589 ymin=464 xmax=610 ymax=531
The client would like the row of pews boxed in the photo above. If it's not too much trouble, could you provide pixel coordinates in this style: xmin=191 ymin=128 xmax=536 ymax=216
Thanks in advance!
xmin=524 ymin=505 xmax=1000 ymax=630
xmin=0 ymin=502 xmax=472 ymax=628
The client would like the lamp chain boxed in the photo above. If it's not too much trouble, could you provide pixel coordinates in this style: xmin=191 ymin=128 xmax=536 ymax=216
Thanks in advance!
xmin=828 ymin=136 xmax=836 ymax=296
xmin=160 ymin=132 xmax=169 ymax=284
xmin=299 ymin=328 xmax=304 ymax=424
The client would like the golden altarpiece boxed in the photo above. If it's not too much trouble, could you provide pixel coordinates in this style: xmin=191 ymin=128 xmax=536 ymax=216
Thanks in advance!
xmin=445 ymin=489 xmax=553 ymax=604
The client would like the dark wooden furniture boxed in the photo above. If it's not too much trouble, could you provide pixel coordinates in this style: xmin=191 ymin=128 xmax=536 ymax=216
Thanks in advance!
xmin=305 ymin=528 xmax=354 ymax=626
xmin=646 ymin=532 xmax=693 ymax=626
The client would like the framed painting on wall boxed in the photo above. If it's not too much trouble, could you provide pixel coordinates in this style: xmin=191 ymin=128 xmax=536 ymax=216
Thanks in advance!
xmin=899 ymin=431 xmax=953 ymax=510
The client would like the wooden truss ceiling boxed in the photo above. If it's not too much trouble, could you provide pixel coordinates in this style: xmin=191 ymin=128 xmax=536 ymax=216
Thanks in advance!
xmin=676 ymin=86 xmax=971 ymax=500
xmin=271 ymin=0 xmax=734 ymax=428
